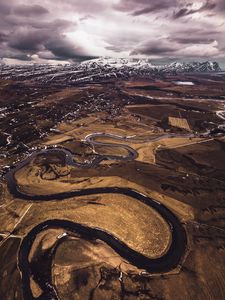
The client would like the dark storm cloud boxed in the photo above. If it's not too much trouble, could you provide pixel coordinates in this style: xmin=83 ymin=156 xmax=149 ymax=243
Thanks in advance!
xmin=8 ymin=29 xmax=50 ymax=51
xmin=132 ymin=3 xmax=172 ymax=16
xmin=136 ymin=46 xmax=176 ymax=55
xmin=171 ymin=37 xmax=216 ymax=44
xmin=79 ymin=15 xmax=95 ymax=22
xmin=115 ymin=0 xmax=220 ymax=19
xmin=0 ymin=3 xmax=11 ymax=15
xmin=0 ymin=32 xmax=8 ymax=43
xmin=26 ymin=19 xmax=75 ymax=30
xmin=45 ymin=36 xmax=86 ymax=60
xmin=170 ymin=28 xmax=221 ymax=47
xmin=115 ymin=0 xmax=177 ymax=15
xmin=13 ymin=4 xmax=49 ymax=16
xmin=5 ymin=23 xmax=93 ymax=61
xmin=174 ymin=29 xmax=221 ymax=36
xmin=131 ymin=40 xmax=177 ymax=56
xmin=0 ymin=45 xmax=32 ymax=61
xmin=173 ymin=1 xmax=216 ymax=19
xmin=213 ymin=0 xmax=225 ymax=11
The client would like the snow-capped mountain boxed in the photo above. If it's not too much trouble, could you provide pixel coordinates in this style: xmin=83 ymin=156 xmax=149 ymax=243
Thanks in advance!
xmin=0 ymin=57 xmax=222 ymax=86
xmin=163 ymin=61 xmax=221 ymax=73
xmin=80 ymin=57 xmax=221 ymax=73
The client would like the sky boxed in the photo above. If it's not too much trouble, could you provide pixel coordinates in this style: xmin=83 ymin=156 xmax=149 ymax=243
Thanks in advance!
xmin=0 ymin=0 xmax=225 ymax=65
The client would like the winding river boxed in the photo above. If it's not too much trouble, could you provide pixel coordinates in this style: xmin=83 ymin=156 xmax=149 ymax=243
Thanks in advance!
xmin=5 ymin=133 xmax=187 ymax=300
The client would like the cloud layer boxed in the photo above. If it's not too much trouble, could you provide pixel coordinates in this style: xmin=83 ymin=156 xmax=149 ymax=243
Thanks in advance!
xmin=0 ymin=0 xmax=224 ymax=64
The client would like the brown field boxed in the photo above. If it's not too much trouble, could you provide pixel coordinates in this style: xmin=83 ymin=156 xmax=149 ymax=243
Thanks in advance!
xmin=0 ymin=73 xmax=225 ymax=299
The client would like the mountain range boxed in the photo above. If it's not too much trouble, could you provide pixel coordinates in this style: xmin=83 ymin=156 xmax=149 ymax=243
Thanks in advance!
xmin=0 ymin=58 xmax=222 ymax=85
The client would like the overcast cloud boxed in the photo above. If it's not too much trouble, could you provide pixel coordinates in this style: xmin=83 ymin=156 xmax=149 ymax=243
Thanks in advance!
xmin=0 ymin=0 xmax=224 ymax=64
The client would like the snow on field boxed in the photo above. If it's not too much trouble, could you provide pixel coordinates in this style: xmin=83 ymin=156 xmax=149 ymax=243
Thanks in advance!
xmin=174 ymin=81 xmax=194 ymax=86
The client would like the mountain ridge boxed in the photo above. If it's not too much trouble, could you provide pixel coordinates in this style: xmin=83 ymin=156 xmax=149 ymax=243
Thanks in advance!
xmin=80 ymin=57 xmax=221 ymax=72
xmin=0 ymin=57 xmax=222 ymax=85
